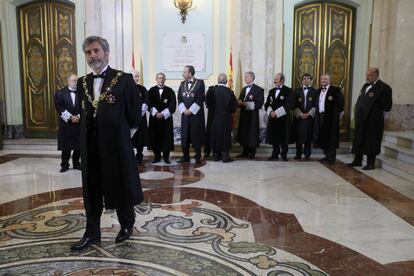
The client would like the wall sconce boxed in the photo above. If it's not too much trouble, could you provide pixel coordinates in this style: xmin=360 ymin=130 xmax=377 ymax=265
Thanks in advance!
xmin=174 ymin=0 xmax=193 ymax=24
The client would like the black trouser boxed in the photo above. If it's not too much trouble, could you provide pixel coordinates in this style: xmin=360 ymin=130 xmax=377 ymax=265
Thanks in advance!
xmin=296 ymin=142 xmax=311 ymax=158
xmin=242 ymin=146 xmax=256 ymax=156
xmin=353 ymin=153 xmax=376 ymax=166
xmin=135 ymin=146 xmax=144 ymax=161
xmin=86 ymin=205 xmax=135 ymax=237
xmin=153 ymin=150 xmax=170 ymax=161
xmin=61 ymin=149 xmax=80 ymax=169
xmin=183 ymin=146 xmax=201 ymax=160
xmin=323 ymin=147 xmax=336 ymax=162
xmin=272 ymin=145 xmax=288 ymax=158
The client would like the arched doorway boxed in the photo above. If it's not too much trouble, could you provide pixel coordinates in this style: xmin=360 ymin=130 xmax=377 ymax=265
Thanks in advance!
xmin=18 ymin=0 xmax=77 ymax=138
xmin=292 ymin=2 xmax=355 ymax=139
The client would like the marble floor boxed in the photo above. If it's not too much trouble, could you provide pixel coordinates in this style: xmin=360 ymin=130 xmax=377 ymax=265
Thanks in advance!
xmin=0 ymin=150 xmax=414 ymax=275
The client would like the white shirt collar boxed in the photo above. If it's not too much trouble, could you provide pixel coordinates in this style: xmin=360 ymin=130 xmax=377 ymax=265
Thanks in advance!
xmin=218 ymin=83 xmax=227 ymax=87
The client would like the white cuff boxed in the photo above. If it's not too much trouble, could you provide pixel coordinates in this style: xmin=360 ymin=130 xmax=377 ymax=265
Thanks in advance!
xmin=309 ymin=108 xmax=316 ymax=118
xmin=294 ymin=108 xmax=302 ymax=118
xmin=151 ymin=107 xmax=159 ymax=117
xmin=189 ymin=103 xmax=201 ymax=114
xmin=61 ymin=110 xmax=72 ymax=122
xmin=178 ymin=103 xmax=186 ymax=114
xmin=275 ymin=107 xmax=287 ymax=117
xmin=162 ymin=108 xmax=171 ymax=119
xmin=142 ymin=103 xmax=148 ymax=113
xmin=266 ymin=106 xmax=273 ymax=116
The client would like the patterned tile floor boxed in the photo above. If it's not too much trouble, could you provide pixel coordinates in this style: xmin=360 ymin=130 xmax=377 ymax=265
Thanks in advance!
xmin=1 ymin=153 xmax=414 ymax=275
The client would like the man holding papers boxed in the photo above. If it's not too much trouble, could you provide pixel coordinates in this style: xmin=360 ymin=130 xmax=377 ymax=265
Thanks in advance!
xmin=265 ymin=73 xmax=293 ymax=161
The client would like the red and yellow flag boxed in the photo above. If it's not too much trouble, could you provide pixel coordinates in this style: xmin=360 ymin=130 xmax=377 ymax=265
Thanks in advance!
xmin=227 ymin=47 xmax=233 ymax=90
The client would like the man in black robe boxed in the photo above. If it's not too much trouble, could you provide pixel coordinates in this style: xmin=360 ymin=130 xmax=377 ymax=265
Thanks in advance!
xmin=236 ymin=71 xmax=264 ymax=159
xmin=54 ymin=74 xmax=81 ymax=172
xmin=206 ymin=73 xmax=237 ymax=162
xmin=265 ymin=73 xmax=293 ymax=161
xmin=148 ymin=72 xmax=176 ymax=164
xmin=348 ymin=68 xmax=392 ymax=170
xmin=177 ymin=65 xmax=206 ymax=164
xmin=131 ymin=70 xmax=148 ymax=165
xmin=71 ymin=36 xmax=143 ymax=251
xmin=314 ymin=74 xmax=344 ymax=165
xmin=293 ymin=73 xmax=317 ymax=160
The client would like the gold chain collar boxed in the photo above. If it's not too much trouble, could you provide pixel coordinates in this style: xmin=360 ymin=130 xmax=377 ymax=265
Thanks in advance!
xmin=82 ymin=71 xmax=123 ymax=118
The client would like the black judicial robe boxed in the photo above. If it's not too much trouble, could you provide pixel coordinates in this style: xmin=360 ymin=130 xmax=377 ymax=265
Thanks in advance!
xmin=178 ymin=79 xmax=206 ymax=147
xmin=314 ymin=86 xmax=344 ymax=150
xmin=352 ymin=80 xmax=392 ymax=155
xmin=206 ymin=85 xmax=238 ymax=152
xmin=78 ymin=67 xmax=143 ymax=211
xmin=292 ymin=86 xmax=318 ymax=144
xmin=131 ymin=84 xmax=149 ymax=148
xmin=205 ymin=87 xmax=215 ymax=154
xmin=147 ymin=85 xmax=177 ymax=152
xmin=54 ymin=87 xmax=81 ymax=151
xmin=237 ymin=84 xmax=265 ymax=147
xmin=264 ymin=85 xmax=293 ymax=146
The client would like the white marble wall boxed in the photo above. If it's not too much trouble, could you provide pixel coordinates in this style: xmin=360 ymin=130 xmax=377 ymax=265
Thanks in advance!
xmin=84 ymin=0 xmax=133 ymax=73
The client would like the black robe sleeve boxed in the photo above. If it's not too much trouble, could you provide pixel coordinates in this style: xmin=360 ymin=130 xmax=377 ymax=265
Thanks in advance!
xmin=124 ymin=74 xmax=142 ymax=128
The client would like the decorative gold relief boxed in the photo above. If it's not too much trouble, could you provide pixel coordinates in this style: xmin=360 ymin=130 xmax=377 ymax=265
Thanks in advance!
xmin=27 ymin=44 xmax=45 ymax=88
xmin=298 ymin=45 xmax=316 ymax=82
xmin=19 ymin=1 xmax=76 ymax=136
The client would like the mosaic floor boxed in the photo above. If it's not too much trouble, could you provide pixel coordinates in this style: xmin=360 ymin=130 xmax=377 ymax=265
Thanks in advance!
xmin=1 ymin=153 xmax=414 ymax=275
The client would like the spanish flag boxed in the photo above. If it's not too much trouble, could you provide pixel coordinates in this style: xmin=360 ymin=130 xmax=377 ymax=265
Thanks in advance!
xmin=227 ymin=47 xmax=233 ymax=90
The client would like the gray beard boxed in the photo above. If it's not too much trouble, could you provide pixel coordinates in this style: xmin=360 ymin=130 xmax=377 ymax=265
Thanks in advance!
xmin=88 ymin=60 xmax=108 ymax=73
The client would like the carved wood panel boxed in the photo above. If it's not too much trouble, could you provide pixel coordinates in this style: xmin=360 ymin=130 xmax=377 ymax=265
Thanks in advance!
xmin=19 ymin=1 xmax=76 ymax=137
xmin=293 ymin=2 xmax=354 ymax=139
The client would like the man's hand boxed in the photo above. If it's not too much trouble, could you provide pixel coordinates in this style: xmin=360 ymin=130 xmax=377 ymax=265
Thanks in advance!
xmin=238 ymin=100 xmax=245 ymax=107
xmin=156 ymin=112 xmax=164 ymax=120
xmin=70 ymin=116 xmax=79 ymax=123
xmin=184 ymin=110 xmax=192 ymax=116
xmin=271 ymin=111 xmax=277 ymax=119
xmin=301 ymin=113 xmax=309 ymax=119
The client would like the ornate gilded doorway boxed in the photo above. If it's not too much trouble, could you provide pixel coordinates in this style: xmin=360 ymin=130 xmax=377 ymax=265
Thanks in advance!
xmin=19 ymin=0 xmax=76 ymax=137
xmin=292 ymin=2 xmax=354 ymax=139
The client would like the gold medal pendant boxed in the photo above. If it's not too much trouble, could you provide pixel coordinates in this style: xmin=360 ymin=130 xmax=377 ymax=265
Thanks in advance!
xmin=92 ymin=100 xmax=99 ymax=108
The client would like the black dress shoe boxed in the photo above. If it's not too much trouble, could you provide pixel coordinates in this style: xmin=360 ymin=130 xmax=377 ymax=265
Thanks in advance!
xmin=73 ymin=164 xmax=81 ymax=170
xmin=151 ymin=159 xmax=161 ymax=164
xmin=347 ymin=162 xmax=362 ymax=167
xmin=236 ymin=153 xmax=248 ymax=158
xmin=178 ymin=157 xmax=190 ymax=163
xmin=115 ymin=228 xmax=133 ymax=243
xmin=222 ymin=158 xmax=234 ymax=163
xmin=71 ymin=235 xmax=100 ymax=251
xmin=362 ymin=164 xmax=375 ymax=170
xmin=281 ymin=156 xmax=288 ymax=161
xmin=195 ymin=159 xmax=202 ymax=165
xmin=319 ymin=157 xmax=329 ymax=162
xmin=60 ymin=167 xmax=69 ymax=173
xmin=294 ymin=155 xmax=301 ymax=160
xmin=267 ymin=156 xmax=278 ymax=161
xmin=327 ymin=160 xmax=336 ymax=165
xmin=248 ymin=154 xmax=255 ymax=160
xmin=163 ymin=159 xmax=171 ymax=164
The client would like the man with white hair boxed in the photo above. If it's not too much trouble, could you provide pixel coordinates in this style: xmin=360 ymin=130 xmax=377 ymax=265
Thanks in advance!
xmin=314 ymin=74 xmax=344 ymax=165
xmin=206 ymin=73 xmax=238 ymax=162
xmin=54 ymin=74 xmax=81 ymax=172
xmin=237 ymin=71 xmax=264 ymax=159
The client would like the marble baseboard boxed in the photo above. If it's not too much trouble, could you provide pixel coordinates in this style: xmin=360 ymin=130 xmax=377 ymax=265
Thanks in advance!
xmin=385 ymin=104 xmax=414 ymax=131
xmin=2 ymin=124 xmax=24 ymax=139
